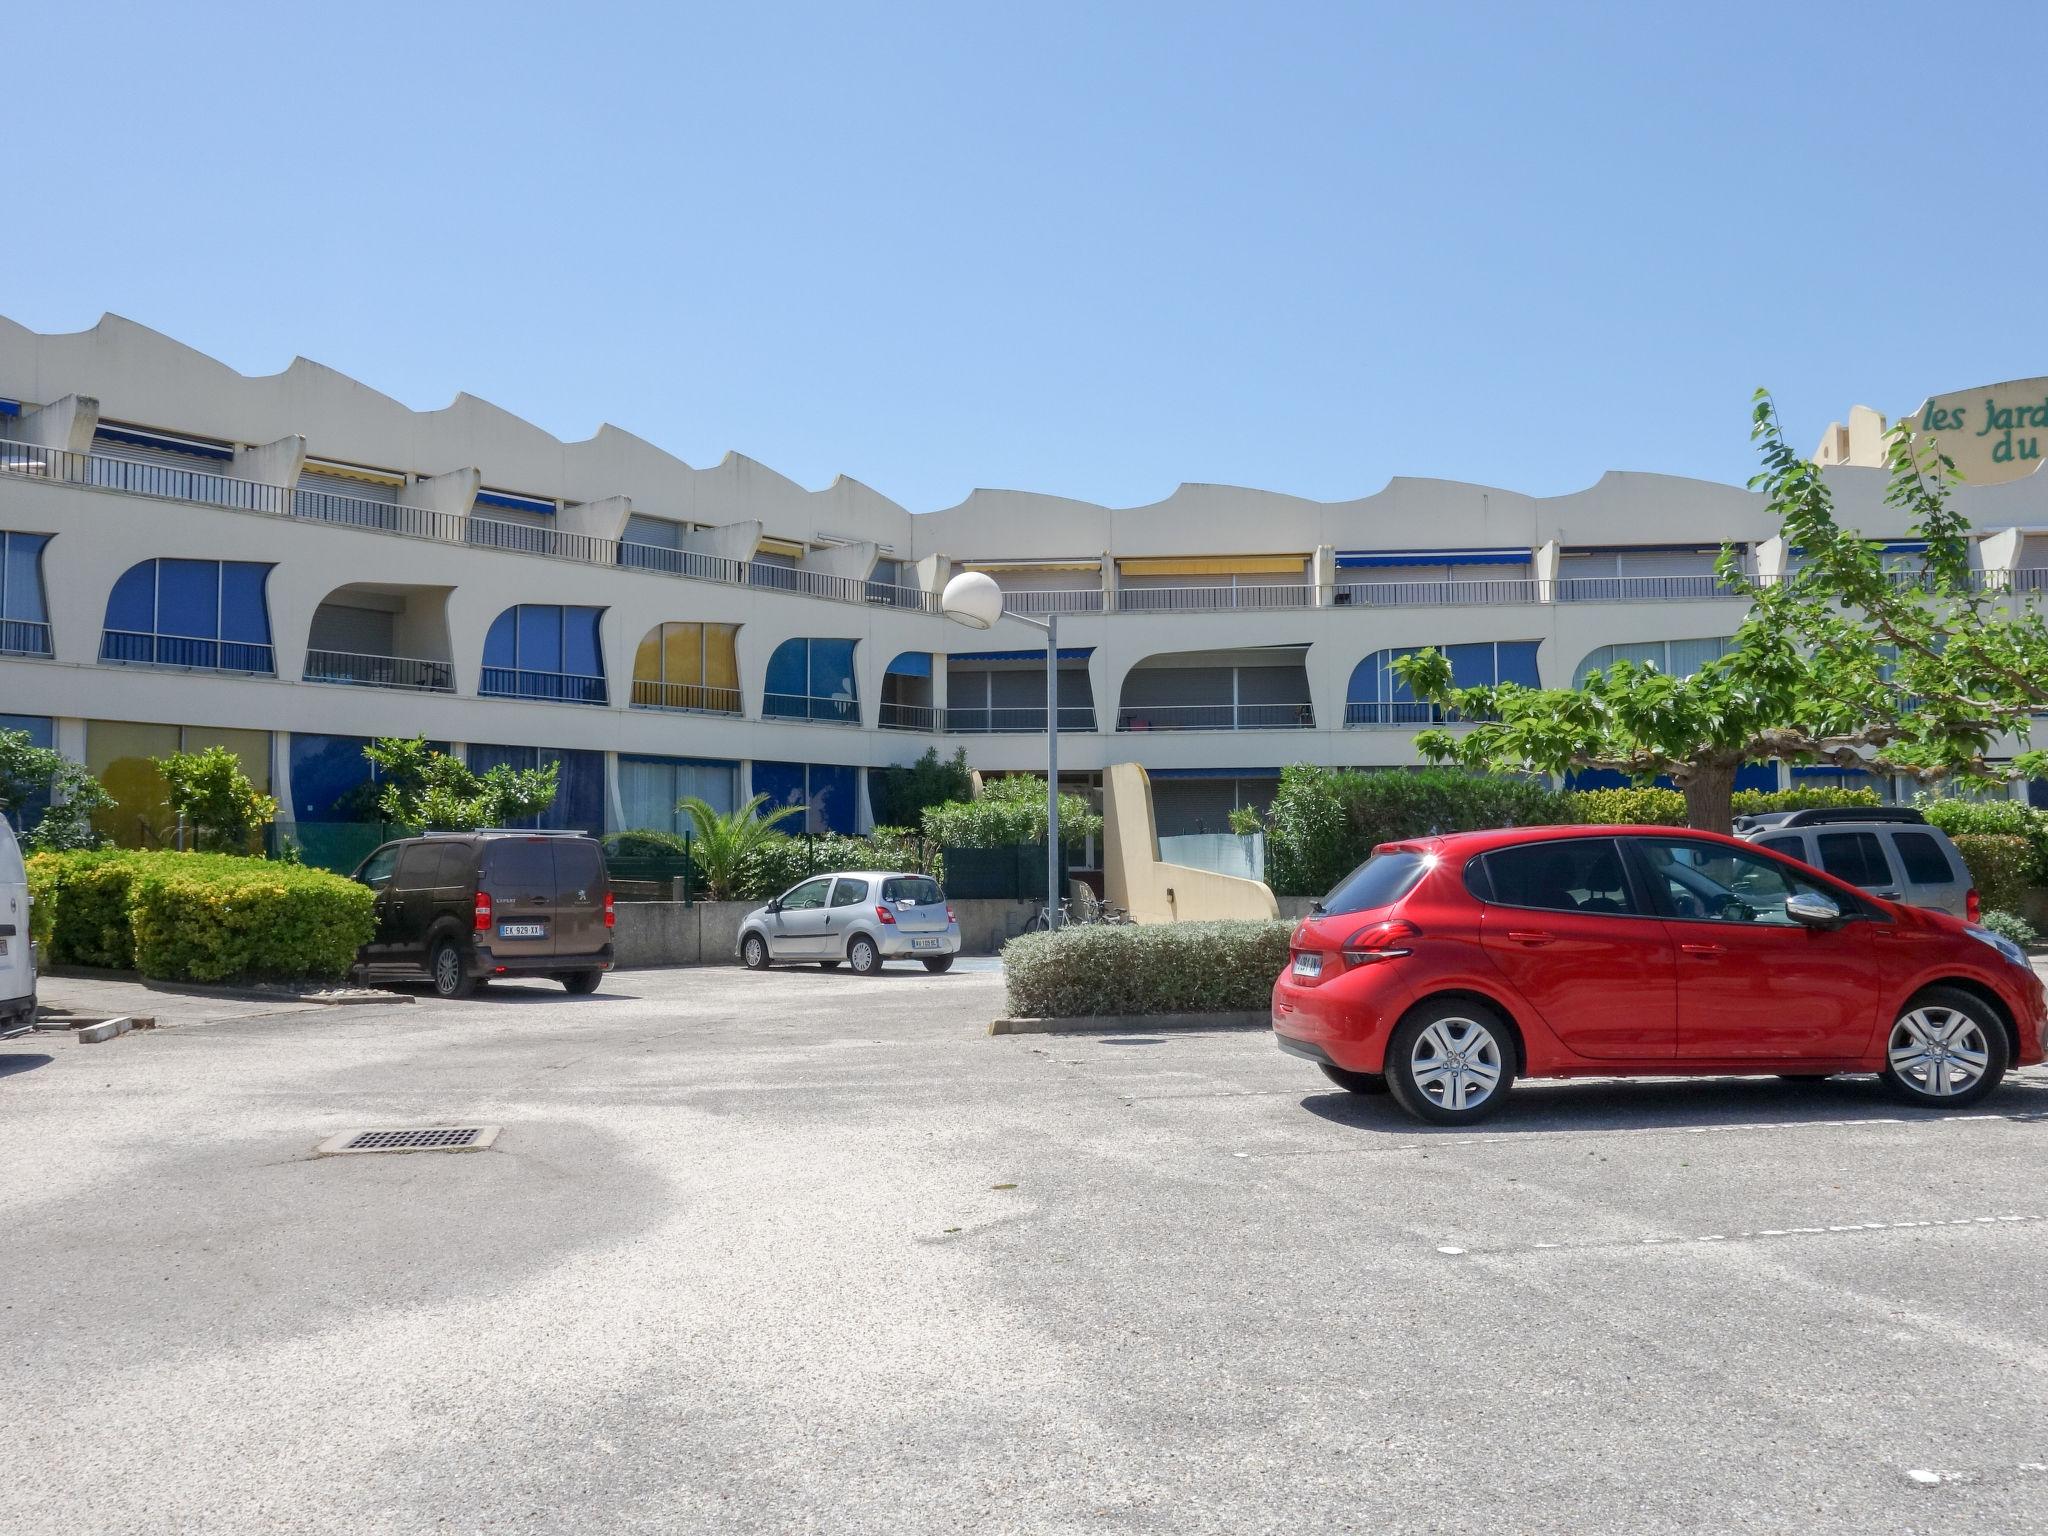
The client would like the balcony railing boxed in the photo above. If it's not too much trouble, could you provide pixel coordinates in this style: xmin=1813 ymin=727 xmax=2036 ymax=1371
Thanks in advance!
xmin=99 ymin=629 xmax=275 ymax=674
xmin=2011 ymin=568 xmax=2048 ymax=595
xmin=629 ymin=679 xmax=743 ymax=715
xmin=1116 ymin=702 xmax=1314 ymax=731
xmin=1004 ymin=589 xmax=1107 ymax=616
xmin=1114 ymin=584 xmax=1312 ymax=613
xmin=944 ymin=705 xmax=1098 ymax=734
xmin=878 ymin=701 xmax=936 ymax=731
xmin=1552 ymin=574 xmax=1739 ymax=603
xmin=479 ymin=666 xmax=608 ymax=705
xmin=304 ymin=648 xmax=454 ymax=692
xmin=1336 ymin=577 xmax=1539 ymax=608
xmin=762 ymin=692 xmax=860 ymax=725
xmin=0 ymin=618 xmax=52 ymax=657
xmin=1345 ymin=701 xmax=1442 ymax=726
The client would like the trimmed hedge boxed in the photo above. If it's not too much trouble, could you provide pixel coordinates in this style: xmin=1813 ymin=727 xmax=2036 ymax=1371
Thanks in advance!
xmin=1950 ymin=834 xmax=2033 ymax=915
xmin=26 ymin=849 xmax=373 ymax=982
xmin=1918 ymin=798 xmax=2048 ymax=884
xmin=1004 ymin=920 xmax=1293 ymax=1019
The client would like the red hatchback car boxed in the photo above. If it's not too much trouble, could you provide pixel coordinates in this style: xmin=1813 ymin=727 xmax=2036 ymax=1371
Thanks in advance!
xmin=1273 ymin=825 xmax=2047 ymax=1125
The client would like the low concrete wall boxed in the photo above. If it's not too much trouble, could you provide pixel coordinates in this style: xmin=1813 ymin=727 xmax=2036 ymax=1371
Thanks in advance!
xmin=612 ymin=898 xmax=1040 ymax=968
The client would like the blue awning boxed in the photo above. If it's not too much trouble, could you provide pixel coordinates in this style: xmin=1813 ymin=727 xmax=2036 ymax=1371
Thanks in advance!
xmin=949 ymin=647 xmax=1094 ymax=663
xmin=93 ymin=424 xmax=233 ymax=460
xmin=476 ymin=488 xmax=557 ymax=515
xmin=885 ymin=651 xmax=932 ymax=677
xmin=0 ymin=400 xmax=20 ymax=418
xmin=1335 ymin=548 xmax=1529 ymax=569
xmin=1147 ymin=767 xmax=1281 ymax=780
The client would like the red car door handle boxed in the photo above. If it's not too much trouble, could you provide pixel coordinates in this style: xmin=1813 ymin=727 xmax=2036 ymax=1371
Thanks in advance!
xmin=1681 ymin=942 xmax=1725 ymax=955
xmin=1507 ymin=930 xmax=1556 ymax=945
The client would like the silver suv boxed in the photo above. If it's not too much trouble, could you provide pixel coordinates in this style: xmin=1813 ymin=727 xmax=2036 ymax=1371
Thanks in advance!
xmin=737 ymin=871 xmax=960 ymax=975
xmin=1732 ymin=807 xmax=1974 ymax=918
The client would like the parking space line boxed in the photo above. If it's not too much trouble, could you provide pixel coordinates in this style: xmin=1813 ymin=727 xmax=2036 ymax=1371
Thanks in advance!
xmin=1434 ymin=1212 xmax=2044 ymax=1258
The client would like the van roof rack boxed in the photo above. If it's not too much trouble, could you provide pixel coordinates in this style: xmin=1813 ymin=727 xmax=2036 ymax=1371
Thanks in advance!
xmin=416 ymin=828 xmax=591 ymax=838
xmin=1737 ymin=806 xmax=1927 ymax=829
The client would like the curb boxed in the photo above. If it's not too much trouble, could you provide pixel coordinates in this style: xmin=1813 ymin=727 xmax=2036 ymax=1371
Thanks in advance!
xmin=40 ymin=966 xmax=413 ymax=1007
xmin=991 ymin=1010 xmax=1270 ymax=1036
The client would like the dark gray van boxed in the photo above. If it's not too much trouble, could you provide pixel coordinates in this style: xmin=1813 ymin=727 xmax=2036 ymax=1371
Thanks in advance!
xmin=349 ymin=831 xmax=614 ymax=998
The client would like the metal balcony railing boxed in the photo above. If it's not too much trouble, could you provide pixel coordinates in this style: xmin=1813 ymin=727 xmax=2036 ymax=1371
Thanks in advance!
xmin=99 ymin=629 xmax=275 ymax=673
xmin=304 ymin=649 xmax=454 ymax=692
xmin=0 ymin=618 xmax=52 ymax=657
xmin=1552 ymin=574 xmax=1740 ymax=603
xmin=1003 ymin=589 xmax=1107 ymax=616
xmin=2010 ymin=568 xmax=2048 ymax=595
xmin=943 ymin=705 xmax=1098 ymax=734
xmin=1344 ymin=701 xmax=1442 ymax=726
xmin=629 ymin=679 xmax=743 ymax=715
xmin=1335 ymin=577 xmax=1538 ymax=608
xmin=1114 ymin=584 xmax=1312 ymax=614
xmin=1115 ymin=702 xmax=1314 ymax=731
xmin=762 ymin=692 xmax=861 ymax=725
xmin=878 ymin=701 xmax=936 ymax=731
xmin=479 ymin=666 xmax=608 ymax=705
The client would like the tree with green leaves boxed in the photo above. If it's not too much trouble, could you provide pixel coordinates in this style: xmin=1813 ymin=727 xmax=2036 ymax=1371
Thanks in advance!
xmin=869 ymin=746 xmax=973 ymax=828
xmin=1394 ymin=391 xmax=2048 ymax=832
xmin=919 ymin=774 xmax=1102 ymax=848
xmin=678 ymin=793 xmax=804 ymax=899
xmin=156 ymin=745 xmax=279 ymax=852
xmin=0 ymin=729 xmax=113 ymax=852
xmin=361 ymin=736 xmax=559 ymax=831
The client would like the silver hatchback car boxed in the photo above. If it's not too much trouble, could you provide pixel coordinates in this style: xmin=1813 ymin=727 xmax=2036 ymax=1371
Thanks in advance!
xmin=737 ymin=871 xmax=961 ymax=974
xmin=1732 ymin=807 xmax=1975 ymax=919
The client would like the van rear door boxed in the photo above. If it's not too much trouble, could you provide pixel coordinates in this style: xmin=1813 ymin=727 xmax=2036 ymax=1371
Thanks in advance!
xmin=550 ymin=839 xmax=608 ymax=960
xmin=482 ymin=837 xmax=559 ymax=959
xmin=0 ymin=820 xmax=34 ymax=1032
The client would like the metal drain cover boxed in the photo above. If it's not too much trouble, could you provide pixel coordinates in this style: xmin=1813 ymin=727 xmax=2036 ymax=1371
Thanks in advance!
xmin=316 ymin=1125 xmax=501 ymax=1156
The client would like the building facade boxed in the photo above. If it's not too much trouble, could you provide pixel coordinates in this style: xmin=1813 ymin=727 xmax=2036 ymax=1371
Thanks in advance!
xmin=6 ymin=314 xmax=2048 ymax=862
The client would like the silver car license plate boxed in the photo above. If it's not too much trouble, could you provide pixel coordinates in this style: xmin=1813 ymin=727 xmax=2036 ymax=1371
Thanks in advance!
xmin=499 ymin=923 xmax=546 ymax=939
xmin=912 ymin=937 xmax=941 ymax=951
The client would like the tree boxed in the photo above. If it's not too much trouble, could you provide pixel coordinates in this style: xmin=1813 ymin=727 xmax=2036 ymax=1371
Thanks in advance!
xmin=0 ymin=729 xmax=113 ymax=852
xmin=361 ymin=736 xmax=559 ymax=831
xmin=869 ymin=747 xmax=973 ymax=829
xmin=678 ymin=793 xmax=804 ymax=899
xmin=1393 ymin=391 xmax=2048 ymax=832
xmin=156 ymin=745 xmax=279 ymax=852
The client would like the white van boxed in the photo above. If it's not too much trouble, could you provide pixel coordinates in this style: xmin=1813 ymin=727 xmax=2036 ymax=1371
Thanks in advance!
xmin=0 ymin=816 xmax=36 ymax=1038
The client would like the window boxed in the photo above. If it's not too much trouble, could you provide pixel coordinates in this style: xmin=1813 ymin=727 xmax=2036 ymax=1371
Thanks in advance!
xmin=357 ymin=846 xmax=400 ymax=887
xmin=1892 ymin=832 xmax=1958 ymax=886
xmin=1637 ymin=839 xmax=1833 ymax=926
xmin=86 ymin=721 xmax=272 ymax=848
xmin=780 ymin=877 xmax=830 ymax=911
xmin=99 ymin=558 xmax=274 ymax=672
xmin=753 ymin=761 xmax=860 ymax=834
xmin=763 ymin=638 xmax=859 ymax=723
xmin=619 ymin=755 xmax=740 ymax=832
xmin=1346 ymin=642 xmax=1539 ymax=725
xmin=0 ymin=714 xmax=55 ymax=832
xmin=830 ymin=878 xmax=869 ymax=908
xmin=631 ymin=622 xmax=741 ymax=713
xmin=1758 ymin=834 xmax=1808 ymax=861
xmin=882 ymin=876 xmax=943 ymax=907
xmin=1322 ymin=851 xmax=1430 ymax=916
xmin=1482 ymin=839 xmax=1636 ymax=915
xmin=481 ymin=838 xmax=555 ymax=895
xmin=0 ymin=532 xmax=52 ymax=655
xmin=466 ymin=745 xmax=606 ymax=833
xmin=1572 ymin=637 xmax=1733 ymax=689
xmin=481 ymin=605 xmax=607 ymax=703
xmin=1815 ymin=832 xmax=1894 ymax=890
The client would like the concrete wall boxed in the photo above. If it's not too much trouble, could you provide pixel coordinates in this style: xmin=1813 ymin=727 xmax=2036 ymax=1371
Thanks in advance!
xmin=1102 ymin=761 xmax=1280 ymax=924
xmin=611 ymin=897 xmax=1040 ymax=967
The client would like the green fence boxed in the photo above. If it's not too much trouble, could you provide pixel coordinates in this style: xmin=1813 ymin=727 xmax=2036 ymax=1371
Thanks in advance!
xmin=938 ymin=844 xmax=1076 ymax=901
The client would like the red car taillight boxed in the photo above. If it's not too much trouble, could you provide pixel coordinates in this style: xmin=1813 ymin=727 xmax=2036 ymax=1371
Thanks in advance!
xmin=875 ymin=904 xmax=897 ymax=925
xmin=1966 ymin=887 xmax=1981 ymax=923
xmin=603 ymin=890 xmax=616 ymax=929
xmin=1343 ymin=918 xmax=1418 ymax=968
xmin=474 ymin=890 xmax=493 ymax=933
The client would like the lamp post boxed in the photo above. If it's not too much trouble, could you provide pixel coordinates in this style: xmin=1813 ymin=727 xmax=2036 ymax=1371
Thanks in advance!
xmin=940 ymin=571 xmax=1062 ymax=928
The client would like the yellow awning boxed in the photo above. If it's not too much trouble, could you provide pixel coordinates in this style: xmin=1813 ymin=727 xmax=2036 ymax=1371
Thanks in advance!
xmin=1118 ymin=555 xmax=1306 ymax=577
xmin=755 ymin=536 xmax=808 ymax=558
xmin=302 ymin=458 xmax=404 ymax=487
xmin=964 ymin=559 xmax=1102 ymax=573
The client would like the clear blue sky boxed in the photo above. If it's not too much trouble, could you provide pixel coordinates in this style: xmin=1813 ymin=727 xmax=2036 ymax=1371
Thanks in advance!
xmin=9 ymin=2 xmax=2042 ymax=512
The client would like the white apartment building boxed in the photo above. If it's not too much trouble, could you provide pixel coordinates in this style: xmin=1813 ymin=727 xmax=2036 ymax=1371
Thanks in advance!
xmin=5 ymin=314 xmax=2048 ymax=864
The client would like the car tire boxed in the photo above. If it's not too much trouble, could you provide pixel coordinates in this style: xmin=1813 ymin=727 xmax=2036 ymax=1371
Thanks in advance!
xmin=848 ymin=935 xmax=882 ymax=975
xmin=560 ymin=971 xmax=602 ymax=995
xmin=818 ymin=960 xmax=842 ymax=970
xmin=922 ymin=956 xmax=954 ymax=974
xmin=741 ymin=933 xmax=771 ymax=971
xmin=1318 ymin=1063 xmax=1389 ymax=1095
xmin=1878 ymin=986 xmax=2008 ymax=1108
xmin=430 ymin=939 xmax=476 ymax=1000
xmin=1385 ymin=998 xmax=1517 ymax=1125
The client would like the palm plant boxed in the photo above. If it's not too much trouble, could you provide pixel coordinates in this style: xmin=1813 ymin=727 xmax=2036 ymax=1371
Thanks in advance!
xmin=679 ymin=793 xmax=804 ymax=899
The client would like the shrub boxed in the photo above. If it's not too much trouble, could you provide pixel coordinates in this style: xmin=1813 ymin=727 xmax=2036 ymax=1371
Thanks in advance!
xmin=155 ymin=745 xmax=278 ymax=853
xmin=1565 ymin=788 xmax=1686 ymax=825
xmin=601 ymin=829 xmax=692 ymax=860
xmin=30 ymin=849 xmax=154 ymax=967
xmin=1978 ymin=909 xmax=2039 ymax=946
xmin=1003 ymin=920 xmax=1294 ymax=1019
xmin=921 ymin=776 xmax=1102 ymax=849
xmin=870 ymin=748 xmax=973 ymax=829
xmin=1265 ymin=767 xmax=1569 ymax=896
xmin=1917 ymin=797 xmax=2048 ymax=883
xmin=1732 ymin=787 xmax=1881 ymax=814
xmin=1949 ymin=834 xmax=2033 ymax=915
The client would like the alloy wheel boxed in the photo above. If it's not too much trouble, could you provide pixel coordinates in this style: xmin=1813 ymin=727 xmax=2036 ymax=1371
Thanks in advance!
xmin=434 ymin=946 xmax=461 ymax=996
xmin=1409 ymin=1016 xmax=1503 ymax=1113
xmin=1887 ymin=1006 xmax=1992 ymax=1099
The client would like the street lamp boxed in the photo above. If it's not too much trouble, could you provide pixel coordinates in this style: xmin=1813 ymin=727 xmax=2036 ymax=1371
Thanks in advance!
xmin=940 ymin=571 xmax=1063 ymax=929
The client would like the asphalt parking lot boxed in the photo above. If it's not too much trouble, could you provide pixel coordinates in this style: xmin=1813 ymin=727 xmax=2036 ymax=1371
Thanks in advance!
xmin=4 ymin=959 xmax=2046 ymax=1535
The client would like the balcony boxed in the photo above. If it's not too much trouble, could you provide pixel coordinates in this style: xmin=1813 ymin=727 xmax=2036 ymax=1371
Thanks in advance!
xmin=479 ymin=666 xmax=607 ymax=705
xmin=1115 ymin=583 xmax=1312 ymax=614
xmin=1345 ymin=701 xmax=1442 ymax=727
xmin=629 ymin=679 xmax=743 ymax=715
xmin=944 ymin=705 xmax=1098 ymax=734
xmin=1115 ymin=702 xmax=1313 ymax=732
xmin=762 ymin=692 xmax=860 ymax=725
xmin=0 ymin=618 xmax=52 ymax=657
xmin=879 ymin=701 xmax=936 ymax=732
xmin=304 ymin=649 xmax=454 ymax=692
xmin=1552 ymin=574 xmax=1739 ymax=603
xmin=99 ymin=630 xmax=275 ymax=674
xmin=1004 ymin=589 xmax=1107 ymax=616
xmin=1336 ymin=577 xmax=1538 ymax=607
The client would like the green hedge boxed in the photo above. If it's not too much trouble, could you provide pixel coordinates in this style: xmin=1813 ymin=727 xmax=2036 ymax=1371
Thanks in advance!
xmin=26 ymin=849 xmax=373 ymax=982
xmin=1950 ymin=834 xmax=2033 ymax=915
xmin=1918 ymin=798 xmax=2048 ymax=884
xmin=1003 ymin=920 xmax=1293 ymax=1019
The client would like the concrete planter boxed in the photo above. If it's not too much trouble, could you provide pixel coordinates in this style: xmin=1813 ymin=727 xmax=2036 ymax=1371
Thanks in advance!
xmin=611 ymin=897 xmax=1042 ymax=969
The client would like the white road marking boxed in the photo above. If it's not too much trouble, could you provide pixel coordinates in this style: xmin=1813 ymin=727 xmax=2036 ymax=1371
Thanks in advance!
xmin=1433 ymin=1212 xmax=2044 ymax=1257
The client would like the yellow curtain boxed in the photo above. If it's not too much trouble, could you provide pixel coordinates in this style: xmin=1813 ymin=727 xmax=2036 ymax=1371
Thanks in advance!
xmin=1117 ymin=555 xmax=1305 ymax=577
xmin=704 ymin=624 xmax=740 ymax=690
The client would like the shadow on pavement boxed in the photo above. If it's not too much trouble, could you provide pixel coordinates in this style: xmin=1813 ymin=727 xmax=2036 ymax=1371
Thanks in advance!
xmin=0 ymin=1051 xmax=54 ymax=1078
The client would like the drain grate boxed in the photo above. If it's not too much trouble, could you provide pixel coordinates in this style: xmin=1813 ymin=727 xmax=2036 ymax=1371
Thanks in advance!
xmin=316 ymin=1125 xmax=501 ymax=1156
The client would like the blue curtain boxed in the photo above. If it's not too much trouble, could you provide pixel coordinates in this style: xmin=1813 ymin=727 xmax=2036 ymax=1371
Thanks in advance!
xmin=810 ymin=639 xmax=856 ymax=701
xmin=563 ymin=609 xmax=603 ymax=678
xmin=1 ymin=533 xmax=50 ymax=622
xmin=157 ymin=559 xmax=217 ymax=638
xmin=104 ymin=561 xmax=156 ymax=633
xmin=808 ymin=764 xmax=858 ymax=833
xmin=288 ymin=733 xmax=374 ymax=821
xmin=752 ymin=760 xmax=807 ymax=818
xmin=765 ymin=639 xmax=807 ymax=700
xmin=220 ymin=564 xmax=272 ymax=644
xmin=1495 ymin=641 xmax=1541 ymax=688
xmin=483 ymin=609 xmax=517 ymax=667
xmin=467 ymin=744 xmax=605 ymax=832
xmin=517 ymin=605 xmax=563 ymax=671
